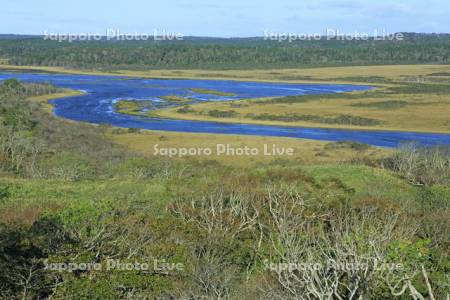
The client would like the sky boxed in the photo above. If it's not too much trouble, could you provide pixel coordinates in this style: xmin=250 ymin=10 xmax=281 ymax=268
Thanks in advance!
xmin=1 ymin=0 xmax=449 ymax=37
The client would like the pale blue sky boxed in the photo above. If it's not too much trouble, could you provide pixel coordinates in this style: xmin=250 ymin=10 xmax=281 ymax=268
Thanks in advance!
xmin=1 ymin=0 xmax=449 ymax=37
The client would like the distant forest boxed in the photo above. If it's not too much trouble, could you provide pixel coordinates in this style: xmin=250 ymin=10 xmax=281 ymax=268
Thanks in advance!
xmin=0 ymin=33 xmax=449 ymax=69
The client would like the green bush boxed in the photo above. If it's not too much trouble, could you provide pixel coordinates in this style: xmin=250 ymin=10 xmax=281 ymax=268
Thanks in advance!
xmin=0 ymin=184 xmax=9 ymax=202
xmin=207 ymin=109 xmax=238 ymax=118
xmin=249 ymin=112 xmax=382 ymax=126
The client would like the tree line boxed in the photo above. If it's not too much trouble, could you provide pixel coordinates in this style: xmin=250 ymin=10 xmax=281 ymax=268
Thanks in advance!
xmin=0 ymin=33 xmax=449 ymax=69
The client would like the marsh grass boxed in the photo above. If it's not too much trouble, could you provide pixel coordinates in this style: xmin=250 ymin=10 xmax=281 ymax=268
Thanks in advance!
xmin=323 ymin=141 xmax=371 ymax=152
xmin=389 ymin=83 xmax=450 ymax=94
xmin=114 ymin=100 xmax=154 ymax=116
xmin=190 ymin=88 xmax=236 ymax=96
xmin=153 ymin=68 xmax=450 ymax=133
xmin=428 ymin=72 xmax=450 ymax=76
xmin=248 ymin=113 xmax=383 ymax=126
xmin=161 ymin=95 xmax=192 ymax=102
xmin=350 ymin=100 xmax=410 ymax=109
xmin=265 ymin=90 xmax=384 ymax=104
xmin=207 ymin=110 xmax=238 ymax=118
xmin=177 ymin=105 xmax=196 ymax=114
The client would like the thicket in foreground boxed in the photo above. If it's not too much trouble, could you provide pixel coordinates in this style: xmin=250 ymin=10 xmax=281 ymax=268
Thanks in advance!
xmin=0 ymin=79 xmax=449 ymax=299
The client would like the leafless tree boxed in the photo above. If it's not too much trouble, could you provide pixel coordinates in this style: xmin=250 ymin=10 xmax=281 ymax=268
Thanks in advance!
xmin=259 ymin=185 xmax=429 ymax=299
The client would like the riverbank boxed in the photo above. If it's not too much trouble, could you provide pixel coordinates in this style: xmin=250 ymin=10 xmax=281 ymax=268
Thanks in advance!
xmin=4 ymin=64 xmax=449 ymax=84
xmin=5 ymin=64 xmax=450 ymax=135
xmin=152 ymin=87 xmax=450 ymax=134
xmin=25 ymin=86 xmax=389 ymax=167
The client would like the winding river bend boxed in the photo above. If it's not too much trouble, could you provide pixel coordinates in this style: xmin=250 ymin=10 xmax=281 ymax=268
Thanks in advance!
xmin=1 ymin=72 xmax=449 ymax=147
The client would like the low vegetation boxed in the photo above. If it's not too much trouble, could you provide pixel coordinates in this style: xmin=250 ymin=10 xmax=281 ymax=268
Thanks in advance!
xmin=429 ymin=72 xmax=450 ymax=76
xmin=323 ymin=141 xmax=371 ymax=152
xmin=114 ymin=100 xmax=154 ymax=116
xmin=190 ymin=88 xmax=236 ymax=96
xmin=0 ymin=79 xmax=449 ymax=299
xmin=350 ymin=100 xmax=410 ymax=109
xmin=161 ymin=95 xmax=192 ymax=102
xmin=384 ymin=143 xmax=450 ymax=186
xmin=176 ymin=105 xmax=196 ymax=114
xmin=248 ymin=113 xmax=383 ymax=126
xmin=0 ymin=80 xmax=130 ymax=180
xmin=208 ymin=109 xmax=238 ymax=118
xmin=154 ymin=71 xmax=450 ymax=133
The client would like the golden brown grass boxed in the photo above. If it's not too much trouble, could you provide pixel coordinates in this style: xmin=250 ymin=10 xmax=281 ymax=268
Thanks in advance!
xmin=5 ymin=64 xmax=450 ymax=83
xmin=155 ymin=90 xmax=450 ymax=133
xmin=110 ymin=130 xmax=388 ymax=167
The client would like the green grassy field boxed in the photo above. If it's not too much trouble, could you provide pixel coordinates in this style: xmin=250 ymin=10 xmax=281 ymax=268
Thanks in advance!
xmin=0 ymin=163 xmax=417 ymax=227
xmin=190 ymin=88 xmax=236 ymax=96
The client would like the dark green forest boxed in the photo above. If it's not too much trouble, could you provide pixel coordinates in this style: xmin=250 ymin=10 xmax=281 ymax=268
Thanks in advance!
xmin=1 ymin=33 xmax=450 ymax=69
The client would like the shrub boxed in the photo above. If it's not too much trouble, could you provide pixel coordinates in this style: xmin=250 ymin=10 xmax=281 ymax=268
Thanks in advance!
xmin=350 ymin=100 xmax=409 ymax=109
xmin=207 ymin=110 xmax=237 ymax=118
xmin=249 ymin=113 xmax=382 ymax=126
xmin=0 ymin=184 xmax=9 ymax=202
xmin=324 ymin=141 xmax=371 ymax=152
xmin=0 ymin=80 xmax=130 ymax=179
xmin=176 ymin=105 xmax=196 ymax=114
xmin=385 ymin=144 xmax=450 ymax=186
xmin=127 ymin=127 xmax=141 ymax=134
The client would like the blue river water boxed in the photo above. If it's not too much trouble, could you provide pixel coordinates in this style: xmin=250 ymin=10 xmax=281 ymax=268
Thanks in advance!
xmin=1 ymin=72 xmax=449 ymax=148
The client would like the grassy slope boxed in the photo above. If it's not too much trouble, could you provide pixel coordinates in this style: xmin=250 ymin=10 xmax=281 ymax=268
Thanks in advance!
xmin=304 ymin=164 xmax=417 ymax=201
xmin=0 ymin=178 xmax=171 ymax=226
xmin=0 ymin=163 xmax=417 ymax=227
xmin=110 ymin=130 xmax=388 ymax=167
